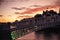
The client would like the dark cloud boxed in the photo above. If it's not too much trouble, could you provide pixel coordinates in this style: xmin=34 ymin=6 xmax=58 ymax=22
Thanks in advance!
xmin=0 ymin=15 xmax=3 ymax=17
xmin=12 ymin=7 xmax=29 ymax=10
xmin=55 ymin=0 xmax=60 ymax=6
xmin=0 ymin=0 xmax=29 ymax=5
xmin=15 ymin=12 xmax=20 ymax=14
xmin=0 ymin=0 xmax=4 ymax=2
xmin=30 ymin=5 xmax=41 ymax=7
xmin=19 ymin=0 xmax=29 ymax=2
xmin=12 ymin=7 xmax=23 ymax=10
xmin=0 ymin=0 xmax=4 ymax=5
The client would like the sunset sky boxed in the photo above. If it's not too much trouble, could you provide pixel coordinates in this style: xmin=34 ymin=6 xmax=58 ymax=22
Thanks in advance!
xmin=0 ymin=0 xmax=60 ymax=22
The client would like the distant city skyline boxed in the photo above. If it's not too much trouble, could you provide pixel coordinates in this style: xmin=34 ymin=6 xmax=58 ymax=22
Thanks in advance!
xmin=0 ymin=0 xmax=60 ymax=22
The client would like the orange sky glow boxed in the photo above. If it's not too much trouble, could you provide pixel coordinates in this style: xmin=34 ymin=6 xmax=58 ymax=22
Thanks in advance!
xmin=0 ymin=0 xmax=60 ymax=23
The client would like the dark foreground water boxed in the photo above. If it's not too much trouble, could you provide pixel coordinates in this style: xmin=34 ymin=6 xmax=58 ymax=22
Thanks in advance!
xmin=17 ymin=27 xmax=60 ymax=40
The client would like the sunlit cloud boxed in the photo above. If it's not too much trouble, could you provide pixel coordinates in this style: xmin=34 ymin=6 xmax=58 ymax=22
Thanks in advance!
xmin=19 ymin=4 xmax=59 ymax=15
xmin=18 ymin=15 xmax=32 ymax=18
xmin=17 ymin=15 xmax=32 ymax=21
xmin=17 ymin=15 xmax=32 ymax=19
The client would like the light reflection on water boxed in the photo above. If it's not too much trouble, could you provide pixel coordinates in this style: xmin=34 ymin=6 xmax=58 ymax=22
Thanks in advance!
xmin=17 ymin=28 xmax=60 ymax=40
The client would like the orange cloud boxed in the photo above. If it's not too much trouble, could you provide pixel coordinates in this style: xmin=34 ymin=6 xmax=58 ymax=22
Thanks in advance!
xmin=17 ymin=15 xmax=32 ymax=21
xmin=19 ymin=4 xmax=59 ymax=14
xmin=18 ymin=15 xmax=32 ymax=18
xmin=14 ymin=4 xmax=60 ymax=21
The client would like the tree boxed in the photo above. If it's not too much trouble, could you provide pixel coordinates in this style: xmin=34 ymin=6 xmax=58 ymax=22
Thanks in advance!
xmin=34 ymin=14 xmax=42 ymax=18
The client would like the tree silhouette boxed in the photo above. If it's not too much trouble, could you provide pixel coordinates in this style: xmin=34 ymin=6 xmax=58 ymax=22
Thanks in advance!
xmin=34 ymin=14 xmax=42 ymax=18
xmin=49 ymin=10 xmax=57 ymax=15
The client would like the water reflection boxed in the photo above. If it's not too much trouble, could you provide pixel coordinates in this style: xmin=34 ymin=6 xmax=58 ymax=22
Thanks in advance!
xmin=17 ymin=28 xmax=60 ymax=40
xmin=35 ymin=28 xmax=60 ymax=40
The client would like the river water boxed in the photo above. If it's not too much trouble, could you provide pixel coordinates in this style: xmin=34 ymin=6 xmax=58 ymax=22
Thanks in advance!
xmin=16 ymin=28 xmax=60 ymax=40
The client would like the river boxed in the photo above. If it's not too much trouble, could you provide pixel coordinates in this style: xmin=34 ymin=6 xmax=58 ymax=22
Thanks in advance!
xmin=16 ymin=29 xmax=60 ymax=40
